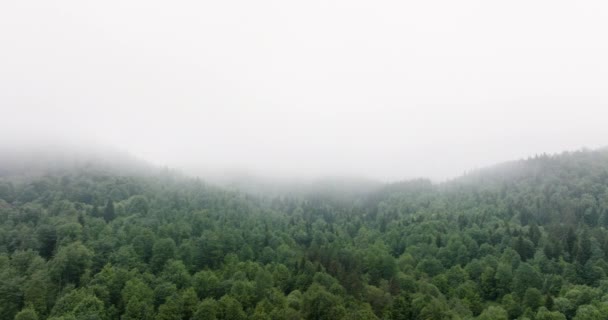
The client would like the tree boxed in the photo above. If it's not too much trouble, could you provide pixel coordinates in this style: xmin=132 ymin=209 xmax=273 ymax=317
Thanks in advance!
xmin=121 ymin=278 xmax=154 ymax=320
xmin=91 ymin=205 xmax=100 ymax=218
xmin=71 ymin=295 xmax=107 ymax=319
xmin=514 ymin=236 xmax=535 ymax=261
xmin=494 ymin=263 xmax=512 ymax=297
xmin=477 ymin=306 xmax=508 ymax=320
xmin=529 ymin=224 xmax=542 ymax=246
xmin=151 ymin=238 xmax=176 ymax=272
xmin=566 ymin=227 xmax=577 ymax=257
xmin=523 ymin=288 xmax=543 ymax=311
xmin=391 ymin=294 xmax=413 ymax=320
xmin=192 ymin=298 xmax=219 ymax=320
xmin=536 ymin=307 xmax=566 ymax=320
xmin=103 ymin=199 xmax=115 ymax=222
xmin=127 ymin=195 xmax=149 ymax=215
xmin=123 ymin=298 xmax=154 ymax=320
xmin=344 ymin=303 xmax=379 ymax=320
xmin=575 ymin=229 xmax=592 ymax=265
xmin=303 ymin=284 xmax=345 ymax=320
xmin=49 ymin=289 xmax=107 ymax=320
xmin=416 ymin=296 xmax=452 ymax=320
xmin=254 ymin=269 xmax=274 ymax=301
xmin=416 ymin=258 xmax=444 ymax=277
xmin=49 ymin=242 xmax=92 ymax=286
xmin=501 ymin=294 xmax=522 ymax=319
xmin=154 ymin=282 xmax=178 ymax=309
xmin=36 ymin=224 xmax=57 ymax=259
xmin=193 ymin=271 xmax=220 ymax=299
xmin=23 ymin=269 xmax=55 ymax=317
xmin=218 ymin=295 xmax=247 ymax=320
xmin=513 ymin=263 xmax=542 ymax=298
xmin=155 ymin=294 xmax=183 ymax=320
xmin=480 ymin=267 xmax=496 ymax=299
xmin=161 ymin=260 xmax=191 ymax=289
xmin=15 ymin=307 xmax=39 ymax=320
xmin=364 ymin=285 xmax=391 ymax=316
xmin=573 ymin=305 xmax=603 ymax=320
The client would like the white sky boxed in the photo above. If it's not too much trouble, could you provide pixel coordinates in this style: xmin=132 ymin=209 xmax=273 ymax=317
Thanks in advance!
xmin=1 ymin=0 xmax=608 ymax=181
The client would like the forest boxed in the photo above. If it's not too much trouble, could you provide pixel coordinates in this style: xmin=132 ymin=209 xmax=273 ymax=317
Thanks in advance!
xmin=2 ymin=149 xmax=608 ymax=320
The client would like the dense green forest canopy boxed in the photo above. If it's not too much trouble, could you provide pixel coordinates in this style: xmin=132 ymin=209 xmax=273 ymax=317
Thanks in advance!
xmin=2 ymin=149 xmax=608 ymax=319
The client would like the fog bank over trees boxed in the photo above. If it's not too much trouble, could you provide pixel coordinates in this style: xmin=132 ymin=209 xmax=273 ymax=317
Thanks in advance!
xmin=2 ymin=1 xmax=608 ymax=181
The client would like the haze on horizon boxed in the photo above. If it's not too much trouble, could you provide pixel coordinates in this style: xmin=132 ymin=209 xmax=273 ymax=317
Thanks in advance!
xmin=2 ymin=0 xmax=608 ymax=182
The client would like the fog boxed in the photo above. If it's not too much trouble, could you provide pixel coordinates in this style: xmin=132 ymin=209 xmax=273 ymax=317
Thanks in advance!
xmin=2 ymin=1 xmax=608 ymax=182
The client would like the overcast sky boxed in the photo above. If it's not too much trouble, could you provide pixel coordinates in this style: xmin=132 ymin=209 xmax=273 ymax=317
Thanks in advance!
xmin=1 ymin=0 xmax=608 ymax=181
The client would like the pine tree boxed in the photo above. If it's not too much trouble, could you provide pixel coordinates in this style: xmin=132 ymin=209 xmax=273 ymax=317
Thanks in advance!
xmin=565 ymin=227 xmax=577 ymax=258
xmin=104 ymin=199 xmax=115 ymax=222
xmin=575 ymin=229 xmax=592 ymax=265
xmin=529 ymin=224 xmax=541 ymax=246
xmin=91 ymin=205 xmax=99 ymax=218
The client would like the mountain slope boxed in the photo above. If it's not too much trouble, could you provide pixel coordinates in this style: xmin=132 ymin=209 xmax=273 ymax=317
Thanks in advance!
xmin=2 ymin=148 xmax=608 ymax=319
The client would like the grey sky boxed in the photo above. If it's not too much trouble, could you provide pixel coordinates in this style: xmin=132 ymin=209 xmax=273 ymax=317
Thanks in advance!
xmin=1 ymin=0 xmax=607 ymax=181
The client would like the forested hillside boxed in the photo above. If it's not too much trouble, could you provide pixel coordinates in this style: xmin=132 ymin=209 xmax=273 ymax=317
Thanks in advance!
xmin=2 ymin=149 xmax=608 ymax=319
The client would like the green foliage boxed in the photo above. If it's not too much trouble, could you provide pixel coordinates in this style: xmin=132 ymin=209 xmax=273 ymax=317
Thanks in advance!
xmin=103 ymin=199 xmax=115 ymax=222
xmin=192 ymin=298 xmax=219 ymax=320
xmin=151 ymin=239 xmax=176 ymax=273
xmin=50 ymin=289 xmax=107 ymax=320
xmin=218 ymin=295 xmax=247 ymax=320
xmin=573 ymin=304 xmax=603 ymax=320
xmin=477 ymin=305 xmax=508 ymax=320
xmin=14 ymin=307 xmax=39 ymax=320
xmin=2 ymin=149 xmax=608 ymax=318
xmin=536 ymin=307 xmax=566 ymax=320
xmin=303 ymin=284 xmax=345 ymax=320
xmin=49 ymin=242 xmax=92 ymax=286
xmin=513 ymin=263 xmax=542 ymax=298
xmin=523 ymin=288 xmax=543 ymax=311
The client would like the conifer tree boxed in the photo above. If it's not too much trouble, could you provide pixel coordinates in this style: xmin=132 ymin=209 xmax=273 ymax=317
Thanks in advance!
xmin=103 ymin=199 xmax=115 ymax=222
